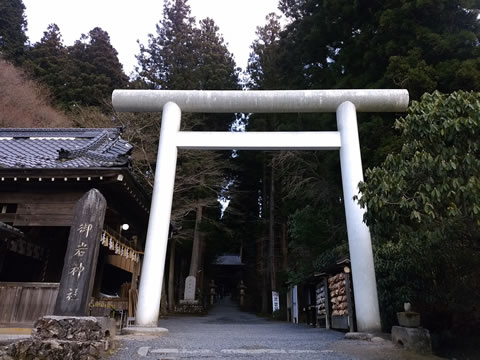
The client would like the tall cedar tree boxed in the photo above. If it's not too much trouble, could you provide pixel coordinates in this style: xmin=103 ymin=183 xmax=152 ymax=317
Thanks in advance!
xmin=136 ymin=0 xmax=239 ymax=296
xmin=244 ymin=14 xmax=348 ymax=314
xmin=272 ymin=0 xmax=480 ymax=171
xmin=278 ymin=0 xmax=480 ymax=98
xmin=136 ymin=0 xmax=197 ymax=90
xmin=68 ymin=27 xmax=128 ymax=107
xmin=26 ymin=26 xmax=127 ymax=108
xmin=243 ymin=13 xmax=285 ymax=313
xmin=275 ymin=1 xmax=480 ymax=166
xmin=24 ymin=24 xmax=71 ymax=105
xmin=0 ymin=0 xmax=27 ymax=64
xmin=247 ymin=13 xmax=283 ymax=90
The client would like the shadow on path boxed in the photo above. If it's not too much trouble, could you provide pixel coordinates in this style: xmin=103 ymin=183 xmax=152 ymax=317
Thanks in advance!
xmin=202 ymin=297 xmax=266 ymax=324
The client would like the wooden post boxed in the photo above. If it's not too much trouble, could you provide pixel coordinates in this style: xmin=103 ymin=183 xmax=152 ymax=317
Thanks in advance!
xmin=92 ymin=248 xmax=106 ymax=298
xmin=345 ymin=272 xmax=355 ymax=332
xmin=168 ymin=240 xmax=175 ymax=312
xmin=324 ymin=277 xmax=331 ymax=329
xmin=54 ymin=189 xmax=106 ymax=316
xmin=0 ymin=239 xmax=7 ymax=275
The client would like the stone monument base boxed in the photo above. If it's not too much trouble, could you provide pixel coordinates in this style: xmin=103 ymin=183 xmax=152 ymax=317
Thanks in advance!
xmin=0 ymin=316 xmax=110 ymax=360
xmin=392 ymin=325 xmax=432 ymax=354
xmin=175 ymin=300 xmax=204 ymax=314
xmin=121 ymin=326 xmax=168 ymax=336
xmin=179 ymin=299 xmax=199 ymax=305
xmin=397 ymin=311 xmax=421 ymax=327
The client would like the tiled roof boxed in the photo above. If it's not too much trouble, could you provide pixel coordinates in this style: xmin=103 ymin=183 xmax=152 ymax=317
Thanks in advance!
xmin=0 ymin=128 xmax=132 ymax=169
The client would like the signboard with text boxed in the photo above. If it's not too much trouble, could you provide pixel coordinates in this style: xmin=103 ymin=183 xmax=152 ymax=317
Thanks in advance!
xmin=272 ymin=291 xmax=280 ymax=313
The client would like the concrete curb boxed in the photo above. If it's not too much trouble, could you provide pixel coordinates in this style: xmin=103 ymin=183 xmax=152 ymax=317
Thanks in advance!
xmin=121 ymin=327 xmax=168 ymax=336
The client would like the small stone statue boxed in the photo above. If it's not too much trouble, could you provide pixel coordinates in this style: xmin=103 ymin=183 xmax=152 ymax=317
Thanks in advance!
xmin=238 ymin=280 xmax=247 ymax=306
xmin=209 ymin=280 xmax=217 ymax=305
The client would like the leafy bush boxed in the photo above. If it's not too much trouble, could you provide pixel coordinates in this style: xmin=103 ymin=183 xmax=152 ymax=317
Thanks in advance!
xmin=358 ymin=91 xmax=480 ymax=331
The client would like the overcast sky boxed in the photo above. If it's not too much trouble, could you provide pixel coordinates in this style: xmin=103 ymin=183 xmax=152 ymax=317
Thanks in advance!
xmin=23 ymin=0 xmax=284 ymax=76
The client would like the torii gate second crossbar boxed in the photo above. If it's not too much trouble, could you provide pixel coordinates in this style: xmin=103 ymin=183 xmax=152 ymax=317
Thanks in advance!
xmin=112 ymin=89 xmax=409 ymax=332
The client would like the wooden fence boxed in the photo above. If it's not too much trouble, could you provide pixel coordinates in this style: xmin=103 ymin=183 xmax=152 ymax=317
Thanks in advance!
xmin=0 ymin=282 xmax=59 ymax=325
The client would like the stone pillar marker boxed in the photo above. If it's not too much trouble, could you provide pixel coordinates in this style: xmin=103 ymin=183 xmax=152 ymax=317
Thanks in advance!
xmin=209 ymin=280 xmax=217 ymax=305
xmin=175 ymin=275 xmax=202 ymax=314
xmin=54 ymin=188 xmax=106 ymax=316
xmin=183 ymin=275 xmax=196 ymax=302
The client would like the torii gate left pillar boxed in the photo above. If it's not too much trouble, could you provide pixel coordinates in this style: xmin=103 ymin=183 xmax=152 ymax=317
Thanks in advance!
xmin=113 ymin=89 xmax=409 ymax=333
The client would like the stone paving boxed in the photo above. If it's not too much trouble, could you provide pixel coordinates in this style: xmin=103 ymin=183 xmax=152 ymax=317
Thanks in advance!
xmin=107 ymin=298 xmax=443 ymax=360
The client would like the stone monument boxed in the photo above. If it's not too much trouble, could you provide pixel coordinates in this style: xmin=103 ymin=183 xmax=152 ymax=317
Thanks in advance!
xmin=175 ymin=275 xmax=204 ymax=314
xmin=392 ymin=302 xmax=432 ymax=354
xmin=54 ymin=188 xmax=106 ymax=316
xmin=4 ymin=189 xmax=111 ymax=359
xmin=183 ymin=275 xmax=197 ymax=303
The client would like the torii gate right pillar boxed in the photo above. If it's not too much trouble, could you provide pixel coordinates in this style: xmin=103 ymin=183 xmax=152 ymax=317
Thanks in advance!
xmin=337 ymin=101 xmax=381 ymax=332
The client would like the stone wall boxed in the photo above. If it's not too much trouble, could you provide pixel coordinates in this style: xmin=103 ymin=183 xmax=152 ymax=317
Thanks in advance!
xmin=0 ymin=316 xmax=110 ymax=360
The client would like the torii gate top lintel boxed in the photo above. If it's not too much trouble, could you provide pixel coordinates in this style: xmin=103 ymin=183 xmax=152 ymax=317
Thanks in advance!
xmin=112 ymin=89 xmax=409 ymax=113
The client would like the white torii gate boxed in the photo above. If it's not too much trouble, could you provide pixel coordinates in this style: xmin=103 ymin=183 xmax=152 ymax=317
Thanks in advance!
xmin=113 ymin=89 xmax=409 ymax=333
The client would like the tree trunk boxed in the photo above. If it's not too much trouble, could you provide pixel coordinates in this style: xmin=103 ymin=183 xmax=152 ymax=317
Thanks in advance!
xmin=178 ymin=257 xmax=186 ymax=301
xmin=189 ymin=204 xmax=203 ymax=277
xmin=168 ymin=240 xmax=176 ymax=312
xmin=160 ymin=273 xmax=168 ymax=315
xmin=197 ymin=231 xmax=206 ymax=298
xmin=0 ymin=239 xmax=7 ymax=275
xmin=188 ymin=172 xmax=206 ymax=282
xmin=269 ymin=165 xmax=276 ymax=292
xmin=280 ymin=222 xmax=288 ymax=271
xmin=260 ymin=155 xmax=269 ymax=313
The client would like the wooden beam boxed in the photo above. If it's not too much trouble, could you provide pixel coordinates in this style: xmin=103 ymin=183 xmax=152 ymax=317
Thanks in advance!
xmin=14 ymin=214 xmax=73 ymax=227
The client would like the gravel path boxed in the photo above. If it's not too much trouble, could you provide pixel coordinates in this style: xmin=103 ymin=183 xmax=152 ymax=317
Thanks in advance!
xmin=106 ymin=298 xmax=443 ymax=360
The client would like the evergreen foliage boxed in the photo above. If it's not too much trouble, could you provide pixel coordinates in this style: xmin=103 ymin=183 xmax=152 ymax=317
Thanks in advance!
xmin=68 ymin=27 xmax=128 ymax=107
xmin=277 ymin=0 xmax=480 ymax=98
xmin=25 ymin=25 xmax=127 ymax=108
xmin=240 ymin=1 xmax=480 ymax=321
xmin=358 ymin=91 xmax=480 ymax=330
xmin=136 ymin=0 xmax=198 ymax=89
xmin=247 ymin=13 xmax=283 ymax=90
xmin=0 ymin=0 xmax=28 ymax=64
xmin=135 ymin=0 xmax=240 ymax=287
xmin=24 ymin=24 xmax=71 ymax=104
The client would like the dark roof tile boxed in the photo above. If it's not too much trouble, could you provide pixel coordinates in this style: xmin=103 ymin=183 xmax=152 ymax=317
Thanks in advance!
xmin=0 ymin=128 xmax=132 ymax=169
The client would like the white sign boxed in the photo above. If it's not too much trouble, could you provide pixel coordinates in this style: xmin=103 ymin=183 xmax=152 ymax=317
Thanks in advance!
xmin=292 ymin=285 xmax=298 ymax=323
xmin=272 ymin=291 xmax=280 ymax=312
